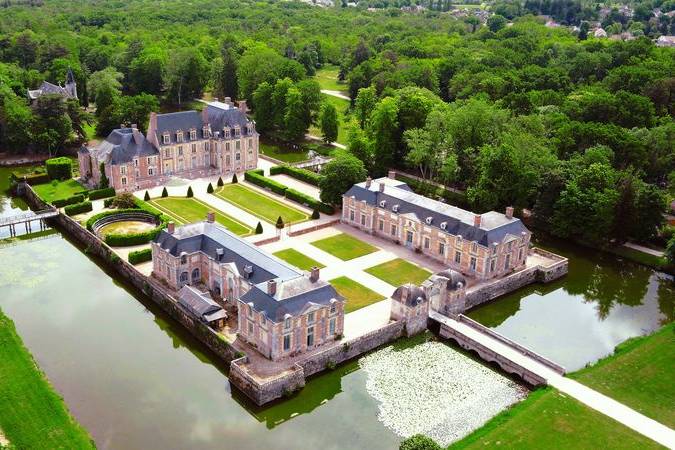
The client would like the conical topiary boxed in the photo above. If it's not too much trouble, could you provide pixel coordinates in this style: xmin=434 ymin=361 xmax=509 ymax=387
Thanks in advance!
xmin=187 ymin=186 xmax=194 ymax=198
xmin=232 ymin=173 xmax=238 ymax=184
xmin=144 ymin=190 xmax=150 ymax=201
xmin=255 ymin=221 xmax=263 ymax=234
xmin=275 ymin=216 xmax=284 ymax=229
xmin=311 ymin=209 xmax=320 ymax=220
xmin=217 ymin=176 xmax=224 ymax=187
xmin=207 ymin=182 xmax=214 ymax=193
xmin=161 ymin=187 xmax=168 ymax=198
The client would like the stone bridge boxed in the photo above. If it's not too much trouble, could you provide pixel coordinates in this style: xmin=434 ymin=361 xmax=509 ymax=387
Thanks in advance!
xmin=429 ymin=310 xmax=565 ymax=386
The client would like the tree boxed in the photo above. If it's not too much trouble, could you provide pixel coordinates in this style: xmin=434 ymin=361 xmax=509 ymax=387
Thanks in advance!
xmin=252 ymin=82 xmax=275 ymax=133
xmin=347 ymin=126 xmax=373 ymax=171
xmin=66 ymin=98 xmax=89 ymax=142
xmin=213 ymin=35 xmax=239 ymax=100
xmin=319 ymin=151 xmax=367 ymax=205
xmin=666 ymin=236 xmax=675 ymax=265
xmin=487 ymin=14 xmax=507 ymax=33
xmin=207 ymin=183 xmax=214 ymax=193
xmin=88 ymin=67 xmax=122 ymax=107
xmin=237 ymin=43 xmax=304 ymax=101
xmin=319 ymin=102 xmax=338 ymax=143
xmin=465 ymin=16 xmax=480 ymax=33
xmin=311 ymin=209 xmax=320 ymax=220
xmin=144 ymin=190 xmax=150 ymax=201
xmin=297 ymin=79 xmax=322 ymax=127
xmin=255 ymin=221 xmax=263 ymax=234
xmin=276 ymin=216 xmax=284 ymax=229
xmin=161 ymin=186 xmax=168 ymax=197
xmin=272 ymin=78 xmax=294 ymax=127
xmin=99 ymin=162 xmax=109 ymax=189
xmin=354 ymin=86 xmax=377 ymax=128
xmin=129 ymin=47 xmax=167 ymax=96
xmin=368 ymin=97 xmax=399 ymax=176
xmin=186 ymin=186 xmax=194 ymax=197
xmin=399 ymin=435 xmax=441 ymax=450
xmin=284 ymin=87 xmax=307 ymax=141
xmin=111 ymin=193 xmax=136 ymax=209
xmin=232 ymin=173 xmax=238 ymax=183
xmin=118 ymin=94 xmax=159 ymax=132
xmin=0 ymin=90 xmax=33 ymax=152
xmin=166 ymin=48 xmax=209 ymax=105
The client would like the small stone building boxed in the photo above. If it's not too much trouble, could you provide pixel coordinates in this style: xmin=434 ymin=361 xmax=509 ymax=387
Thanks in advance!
xmin=424 ymin=269 xmax=466 ymax=317
xmin=27 ymin=68 xmax=77 ymax=104
xmin=391 ymin=284 xmax=429 ymax=336
xmin=178 ymin=285 xmax=227 ymax=329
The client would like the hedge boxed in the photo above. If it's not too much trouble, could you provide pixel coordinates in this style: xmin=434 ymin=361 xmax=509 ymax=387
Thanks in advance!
xmin=11 ymin=171 xmax=50 ymax=185
xmin=284 ymin=188 xmax=334 ymax=214
xmin=88 ymin=187 xmax=116 ymax=200
xmin=103 ymin=197 xmax=115 ymax=208
xmin=52 ymin=194 xmax=85 ymax=208
xmin=128 ymin=248 xmax=152 ymax=265
xmin=270 ymin=165 xmax=323 ymax=186
xmin=64 ymin=201 xmax=92 ymax=216
xmin=86 ymin=206 xmax=169 ymax=247
xmin=45 ymin=157 xmax=72 ymax=180
xmin=245 ymin=170 xmax=288 ymax=195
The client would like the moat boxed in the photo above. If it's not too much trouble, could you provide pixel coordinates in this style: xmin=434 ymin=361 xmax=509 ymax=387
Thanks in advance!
xmin=0 ymin=168 xmax=672 ymax=449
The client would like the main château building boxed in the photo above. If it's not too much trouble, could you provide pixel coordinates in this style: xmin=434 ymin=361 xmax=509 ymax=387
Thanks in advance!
xmin=78 ymin=100 xmax=258 ymax=192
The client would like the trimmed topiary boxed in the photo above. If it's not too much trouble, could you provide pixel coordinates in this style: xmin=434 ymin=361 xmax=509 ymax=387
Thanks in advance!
xmin=311 ymin=209 xmax=320 ymax=220
xmin=45 ymin=157 xmax=72 ymax=180
xmin=144 ymin=190 xmax=150 ymax=201
xmin=128 ymin=248 xmax=152 ymax=265
xmin=161 ymin=187 xmax=168 ymax=197
xmin=187 ymin=186 xmax=194 ymax=197
xmin=88 ymin=187 xmax=116 ymax=200
xmin=232 ymin=173 xmax=238 ymax=184
xmin=217 ymin=176 xmax=224 ymax=187
xmin=255 ymin=221 xmax=263 ymax=234
xmin=207 ymin=183 xmax=214 ymax=193
xmin=275 ymin=216 xmax=284 ymax=229
xmin=111 ymin=193 xmax=137 ymax=209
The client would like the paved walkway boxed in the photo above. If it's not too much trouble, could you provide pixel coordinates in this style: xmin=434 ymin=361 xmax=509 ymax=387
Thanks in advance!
xmin=321 ymin=89 xmax=351 ymax=101
xmin=623 ymin=241 xmax=665 ymax=257
xmin=432 ymin=312 xmax=675 ymax=449
xmin=305 ymin=133 xmax=347 ymax=150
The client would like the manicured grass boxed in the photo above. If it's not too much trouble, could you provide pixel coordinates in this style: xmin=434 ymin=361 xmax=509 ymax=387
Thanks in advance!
xmin=570 ymin=322 xmax=675 ymax=428
xmin=259 ymin=141 xmax=309 ymax=163
xmin=330 ymin=276 xmax=385 ymax=313
xmin=311 ymin=232 xmax=378 ymax=261
xmin=33 ymin=179 xmax=86 ymax=203
xmin=214 ymin=184 xmax=308 ymax=224
xmin=365 ymin=258 xmax=432 ymax=286
xmin=448 ymin=387 xmax=662 ymax=450
xmin=0 ymin=308 xmax=95 ymax=449
xmin=149 ymin=196 xmax=252 ymax=235
xmin=309 ymin=94 xmax=351 ymax=145
xmin=273 ymin=248 xmax=325 ymax=271
xmin=314 ymin=65 xmax=348 ymax=94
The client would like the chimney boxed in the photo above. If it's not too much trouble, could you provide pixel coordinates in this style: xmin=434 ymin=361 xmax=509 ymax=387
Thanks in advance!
xmin=132 ymin=127 xmax=143 ymax=145
xmin=213 ymin=97 xmax=219 ymax=102
xmin=387 ymin=170 xmax=396 ymax=179
xmin=206 ymin=211 xmax=215 ymax=223
xmin=379 ymin=182 xmax=385 ymax=193
xmin=365 ymin=176 xmax=372 ymax=188
xmin=310 ymin=266 xmax=320 ymax=282
xmin=505 ymin=206 xmax=514 ymax=219
xmin=167 ymin=222 xmax=175 ymax=234
xmin=474 ymin=214 xmax=482 ymax=227
xmin=224 ymin=96 xmax=232 ymax=105
xmin=267 ymin=279 xmax=277 ymax=296
xmin=237 ymin=100 xmax=247 ymax=113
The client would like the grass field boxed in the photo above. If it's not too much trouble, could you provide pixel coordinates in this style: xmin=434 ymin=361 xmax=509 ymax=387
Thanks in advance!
xmin=311 ymin=233 xmax=378 ymax=260
xmin=214 ymin=184 xmax=308 ymax=225
xmin=314 ymin=65 xmax=348 ymax=94
xmin=570 ymin=322 xmax=675 ymax=428
xmin=448 ymin=387 xmax=661 ymax=450
xmin=330 ymin=276 xmax=385 ymax=313
xmin=149 ymin=196 xmax=252 ymax=235
xmin=365 ymin=258 xmax=432 ymax=286
xmin=33 ymin=179 xmax=85 ymax=203
xmin=0 ymin=308 xmax=94 ymax=449
xmin=309 ymin=94 xmax=351 ymax=145
xmin=259 ymin=140 xmax=310 ymax=163
xmin=273 ymin=248 xmax=325 ymax=271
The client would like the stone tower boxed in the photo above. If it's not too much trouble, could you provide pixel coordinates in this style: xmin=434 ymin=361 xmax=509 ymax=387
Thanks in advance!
xmin=65 ymin=68 xmax=77 ymax=99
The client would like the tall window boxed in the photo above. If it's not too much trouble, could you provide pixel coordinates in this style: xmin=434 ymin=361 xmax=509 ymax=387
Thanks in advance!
xmin=283 ymin=334 xmax=291 ymax=351
xmin=235 ymin=153 xmax=241 ymax=161
xmin=360 ymin=214 xmax=366 ymax=226
xmin=349 ymin=210 xmax=355 ymax=221
xmin=424 ymin=237 xmax=430 ymax=249
xmin=438 ymin=242 xmax=445 ymax=256
xmin=164 ymin=149 xmax=171 ymax=158
xmin=471 ymin=242 xmax=478 ymax=253
xmin=505 ymin=254 xmax=511 ymax=270
xmin=470 ymin=257 xmax=476 ymax=271
xmin=284 ymin=318 xmax=291 ymax=330
xmin=190 ymin=130 xmax=196 ymax=140
xmin=191 ymin=144 xmax=196 ymax=153
xmin=308 ymin=312 xmax=315 ymax=324
xmin=306 ymin=326 xmax=314 ymax=347
xmin=329 ymin=318 xmax=336 ymax=335
xmin=454 ymin=250 xmax=461 ymax=264
xmin=391 ymin=224 xmax=397 ymax=236
xmin=378 ymin=219 xmax=384 ymax=231
xmin=178 ymin=146 xmax=183 ymax=156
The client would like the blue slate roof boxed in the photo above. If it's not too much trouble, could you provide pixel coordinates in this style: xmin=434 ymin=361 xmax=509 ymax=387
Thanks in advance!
xmin=89 ymin=127 xmax=157 ymax=165
xmin=344 ymin=178 xmax=529 ymax=247
xmin=178 ymin=285 xmax=226 ymax=323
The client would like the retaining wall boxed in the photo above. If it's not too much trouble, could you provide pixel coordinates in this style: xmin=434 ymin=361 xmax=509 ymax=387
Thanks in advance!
xmin=288 ymin=219 xmax=340 ymax=237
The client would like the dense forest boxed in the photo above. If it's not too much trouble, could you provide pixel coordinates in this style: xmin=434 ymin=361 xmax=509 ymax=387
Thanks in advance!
xmin=0 ymin=0 xmax=673 ymax=252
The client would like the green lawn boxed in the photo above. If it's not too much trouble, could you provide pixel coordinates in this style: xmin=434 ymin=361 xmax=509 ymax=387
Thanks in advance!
xmin=330 ymin=276 xmax=385 ymax=313
xmin=259 ymin=140 xmax=310 ymax=163
xmin=311 ymin=233 xmax=378 ymax=261
xmin=214 ymin=184 xmax=308 ymax=224
xmin=448 ymin=387 xmax=661 ymax=450
xmin=273 ymin=248 xmax=325 ymax=271
xmin=570 ymin=322 xmax=675 ymax=428
xmin=365 ymin=258 xmax=432 ymax=286
xmin=149 ymin=196 xmax=252 ymax=235
xmin=309 ymin=94 xmax=351 ymax=145
xmin=314 ymin=65 xmax=349 ymax=94
xmin=0 ymin=308 xmax=95 ymax=449
xmin=33 ymin=179 xmax=86 ymax=203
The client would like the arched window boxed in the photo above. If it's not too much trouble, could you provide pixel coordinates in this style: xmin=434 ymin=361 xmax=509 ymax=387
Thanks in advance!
xmin=191 ymin=268 xmax=200 ymax=282
xmin=180 ymin=254 xmax=187 ymax=265
xmin=179 ymin=272 xmax=188 ymax=283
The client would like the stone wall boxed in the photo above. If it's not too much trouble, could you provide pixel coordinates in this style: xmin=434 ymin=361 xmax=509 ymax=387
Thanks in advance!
xmin=288 ymin=219 xmax=340 ymax=237
xmin=229 ymin=357 xmax=305 ymax=406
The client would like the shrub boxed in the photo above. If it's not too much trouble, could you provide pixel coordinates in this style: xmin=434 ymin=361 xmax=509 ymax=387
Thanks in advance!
xmin=245 ymin=170 xmax=287 ymax=195
xmin=99 ymin=162 xmax=109 ymax=188
xmin=232 ymin=173 xmax=238 ymax=183
xmin=45 ymin=157 xmax=72 ymax=180
xmin=103 ymin=197 xmax=115 ymax=208
xmin=128 ymin=248 xmax=152 ymax=265
xmin=86 ymin=207 xmax=169 ymax=247
xmin=217 ymin=176 xmax=224 ymax=187
xmin=161 ymin=187 xmax=168 ymax=197
xmin=111 ymin=193 xmax=137 ymax=209
xmin=187 ymin=186 xmax=193 ymax=197
xmin=270 ymin=165 xmax=323 ymax=186
xmin=207 ymin=183 xmax=214 ymax=193
xmin=276 ymin=216 xmax=284 ymax=229
xmin=64 ymin=201 xmax=92 ymax=216
xmin=255 ymin=221 xmax=263 ymax=234
xmin=284 ymin=188 xmax=334 ymax=214
xmin=144 ymin=190 xmax=150 ymax=201
xmin=311 ymin=209 xmax=320 ymax=220
xmin=399 ymin=435 xmax=441 ymax=450
xmin=12 ymin=170 xmax=50 ymax=185
xmin=88 ymin=187 xmax=116 ymax=200
xmin=52 ymin=193 xmax=85 ymax=208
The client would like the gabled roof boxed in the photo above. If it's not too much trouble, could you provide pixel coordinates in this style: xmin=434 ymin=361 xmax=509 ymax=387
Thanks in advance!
xmin=344 ymin=178 xmax=529 ymax=247
xmin=155 ymin=111 xmax=205 ymax=145
xmin=90 ymin=128 xmax=157 ymax=165
xmin=178 ymin=285 xmax=226 ymax=323
xmin=27 ymin=81 xmax=72 ymax=100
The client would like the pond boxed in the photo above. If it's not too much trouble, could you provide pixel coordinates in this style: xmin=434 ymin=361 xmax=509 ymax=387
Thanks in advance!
xmin=0 ymin=165 xmax=38 ymax=239
xmin=467 ymin=236 xmax=674 ymax=371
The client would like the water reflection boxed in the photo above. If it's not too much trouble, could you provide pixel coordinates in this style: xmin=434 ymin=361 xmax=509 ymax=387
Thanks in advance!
xmin=468 ymin=236 xmax=674 ymax=370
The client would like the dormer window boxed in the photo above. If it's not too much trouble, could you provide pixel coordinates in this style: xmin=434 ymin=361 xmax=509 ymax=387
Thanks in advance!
xmin=223 ymin=127 xmax=230 ymax=139
xmin=440 ymin=222 xmax=447 ymax=230
xmin=379 ymin=200 xmax=386 ymax=207
xmin=176 ymin=131 xmax=184 ymax=143
xmin=425 ymin=216 xmax=433 ymax=224
xmin=189 ymin=130 xmax=197 ymax=140
xmin=471 ymin=242 xmax=478 ymax=253
xmin=246 ymin=123 xmax=253 ymax=134
xmin=162 ymin=133 xmax=170 ymax=144
xmin=456 ymin=235 xmax=463 ymax=247
xmin=234 ymin=126 xmax=240 ymax=137
xmin=202 ymin=126 xmax=209 ymax=138
xmin=392 ymin=204 xmax=399 ymax=213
